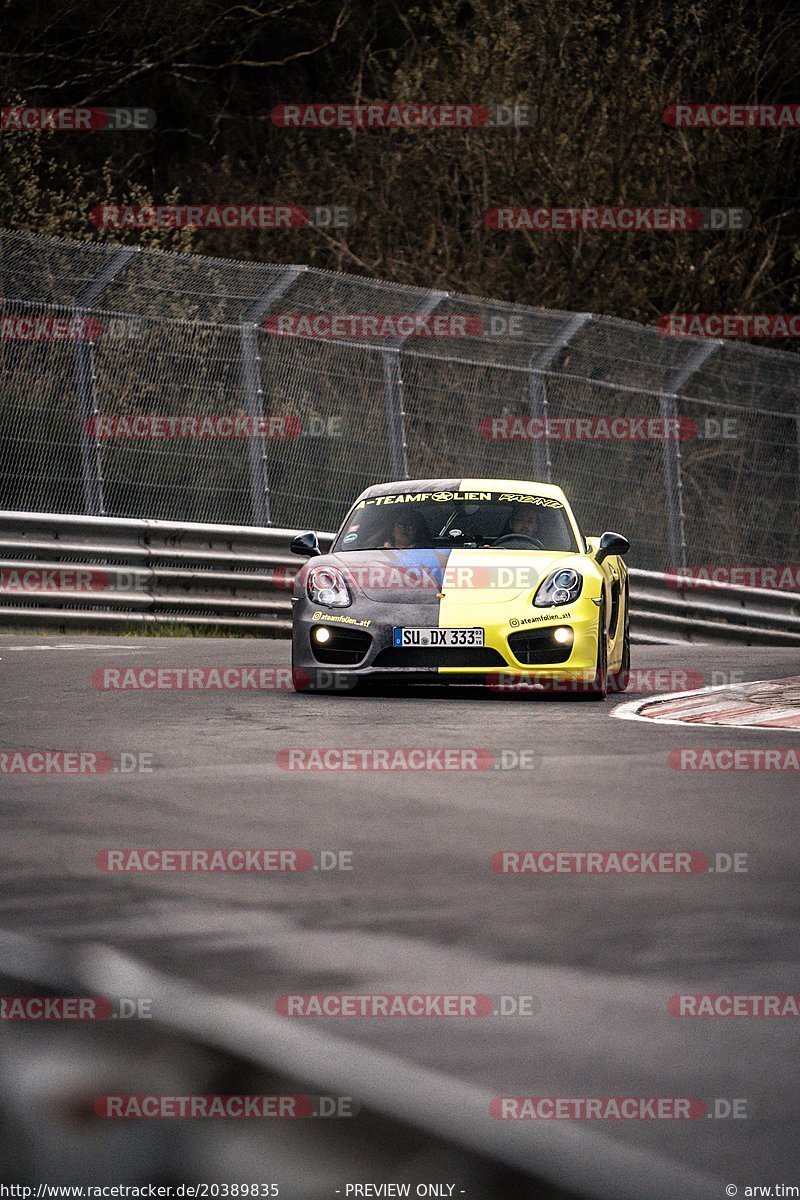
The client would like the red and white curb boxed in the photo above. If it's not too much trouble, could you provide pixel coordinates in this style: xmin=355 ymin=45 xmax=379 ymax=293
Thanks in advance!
xmin=614 ymin=676 xmax=800 ymax=732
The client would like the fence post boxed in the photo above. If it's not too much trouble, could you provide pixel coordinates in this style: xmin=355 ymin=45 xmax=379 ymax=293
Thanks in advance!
xmin=528 ymin=312 xmax=592 ymax=482
xmin=239 ymin=266 xmax=307 ymax=525
xmin=660 ymin=340 xmax=719 ymax=572
xmin=73 ymin=246 xmax=138 ymax=515
xmin=383 ymin=291 xmax=449 ymax=479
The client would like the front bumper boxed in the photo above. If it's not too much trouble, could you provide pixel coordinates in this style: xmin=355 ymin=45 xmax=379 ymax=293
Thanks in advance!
xmin=291 ymin=595 xmax=602 ymax=685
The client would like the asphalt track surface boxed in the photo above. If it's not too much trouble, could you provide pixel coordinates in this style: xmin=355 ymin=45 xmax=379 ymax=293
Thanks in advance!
xmin=2 ymin=635 xmax=800 ymax=1188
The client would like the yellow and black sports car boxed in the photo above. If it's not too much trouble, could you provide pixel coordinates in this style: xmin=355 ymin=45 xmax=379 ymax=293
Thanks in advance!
xmin=289 ymin=477 xmax=630 ymax=698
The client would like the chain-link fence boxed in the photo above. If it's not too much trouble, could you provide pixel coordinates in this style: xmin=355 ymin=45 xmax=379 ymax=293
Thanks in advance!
xmin=1 ymin=227 xmax=798 ymax=570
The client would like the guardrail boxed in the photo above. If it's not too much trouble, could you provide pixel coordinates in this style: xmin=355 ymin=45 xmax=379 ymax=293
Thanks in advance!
xmin=0 ymin=509 xmax=333 ymax=635
xmin=0 ymin=930 xmax=722 ymax=1199
xmin=630 ymin=567 xmax=800 ymax=646
xmin=1 ymin=511 xmax=798 ymax=645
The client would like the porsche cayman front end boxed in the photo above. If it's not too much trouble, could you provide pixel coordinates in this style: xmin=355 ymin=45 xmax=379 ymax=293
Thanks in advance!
xmin=290 ymin=478 xmax=630 ymax=698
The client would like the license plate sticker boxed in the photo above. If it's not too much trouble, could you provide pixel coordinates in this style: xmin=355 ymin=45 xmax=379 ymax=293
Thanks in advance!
xmin=393 ymin=627 xmax=484 ymax=647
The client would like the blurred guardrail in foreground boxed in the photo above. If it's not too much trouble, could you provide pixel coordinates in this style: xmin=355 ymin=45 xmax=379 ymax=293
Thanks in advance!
xmin=0 ymin=932 xmax=721 ymax=1199
xmin=1 ymin=511 xmax=798 ymax=645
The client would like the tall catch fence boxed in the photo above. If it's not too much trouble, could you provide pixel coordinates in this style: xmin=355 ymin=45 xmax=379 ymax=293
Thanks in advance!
xmin=1 ymin=228 xmax=798 ymax=571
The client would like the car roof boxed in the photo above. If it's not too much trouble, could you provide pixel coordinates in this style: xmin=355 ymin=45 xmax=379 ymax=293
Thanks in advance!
xmin=354 ymin=477 xmax=569 ymax=503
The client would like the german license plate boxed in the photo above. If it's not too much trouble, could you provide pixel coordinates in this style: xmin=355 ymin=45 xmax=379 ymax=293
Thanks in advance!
xmin=393 ymin=627 xmax=484 ymax=647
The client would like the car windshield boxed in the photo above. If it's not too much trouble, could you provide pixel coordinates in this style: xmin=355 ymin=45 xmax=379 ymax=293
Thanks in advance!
xmin=332 ymin=489 xmax=579 ymax=553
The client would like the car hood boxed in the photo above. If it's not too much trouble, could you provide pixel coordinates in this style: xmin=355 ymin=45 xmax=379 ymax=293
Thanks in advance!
xmin=328 ymin=548 xmax=582 ymax=605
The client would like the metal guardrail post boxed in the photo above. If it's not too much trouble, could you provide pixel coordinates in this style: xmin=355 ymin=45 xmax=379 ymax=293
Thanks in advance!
xmin=659 ymin=340 xmax=719 ymax=572
xmin=528 ymin=313 xmax=592 ymax=482
xmin=383 ymin=291 xmax=449 ymax=479
xmin=239 ymin=267 xmax=308 ymax=526
xmin=73 ymin=247 xmax=139 ymax=515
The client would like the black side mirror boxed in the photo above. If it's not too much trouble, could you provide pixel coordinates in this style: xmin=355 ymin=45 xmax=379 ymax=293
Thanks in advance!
xmin=290 ymin=532 xmax=321 ymax=557
xmin=595 ymin=531 xmax=630 ymax=565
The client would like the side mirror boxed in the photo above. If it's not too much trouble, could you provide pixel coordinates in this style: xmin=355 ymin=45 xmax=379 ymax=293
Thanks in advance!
xmin=595 ymin=531 xmax=630 ymax=565
xmin=290 ymin=532 xmax=321 ymax=557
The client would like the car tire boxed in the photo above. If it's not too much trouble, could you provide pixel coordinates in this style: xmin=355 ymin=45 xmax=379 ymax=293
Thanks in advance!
xmin=608 ymin=594 xmax=630 ymax=694
xmin=292 ymin=664 xmax=318 ymax=693
xmin=583 ymin=600 xmax=608 ymax=700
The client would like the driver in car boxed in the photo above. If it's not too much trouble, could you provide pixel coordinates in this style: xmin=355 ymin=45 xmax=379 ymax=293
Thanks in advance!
xmin=480 ymin=503 xmax=543 ymax=547
xmin=383 ymin=514 xmax=423 ymax=549
xmin=508 ymin=505 xmax=542 ymax=540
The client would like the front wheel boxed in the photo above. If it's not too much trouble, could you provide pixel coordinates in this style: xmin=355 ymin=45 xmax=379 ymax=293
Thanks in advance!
xmin=582 ymin=602 xmax=608 ymax=700
xmin=608 ymin=603 xmax=630 ymax=693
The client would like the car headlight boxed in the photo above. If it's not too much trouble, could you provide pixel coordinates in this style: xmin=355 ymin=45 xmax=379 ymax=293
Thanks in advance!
xmin=307 ymin=566 xmax=351 ymax=608
xmin=533 ymin=567 xmax=583 ymax=607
